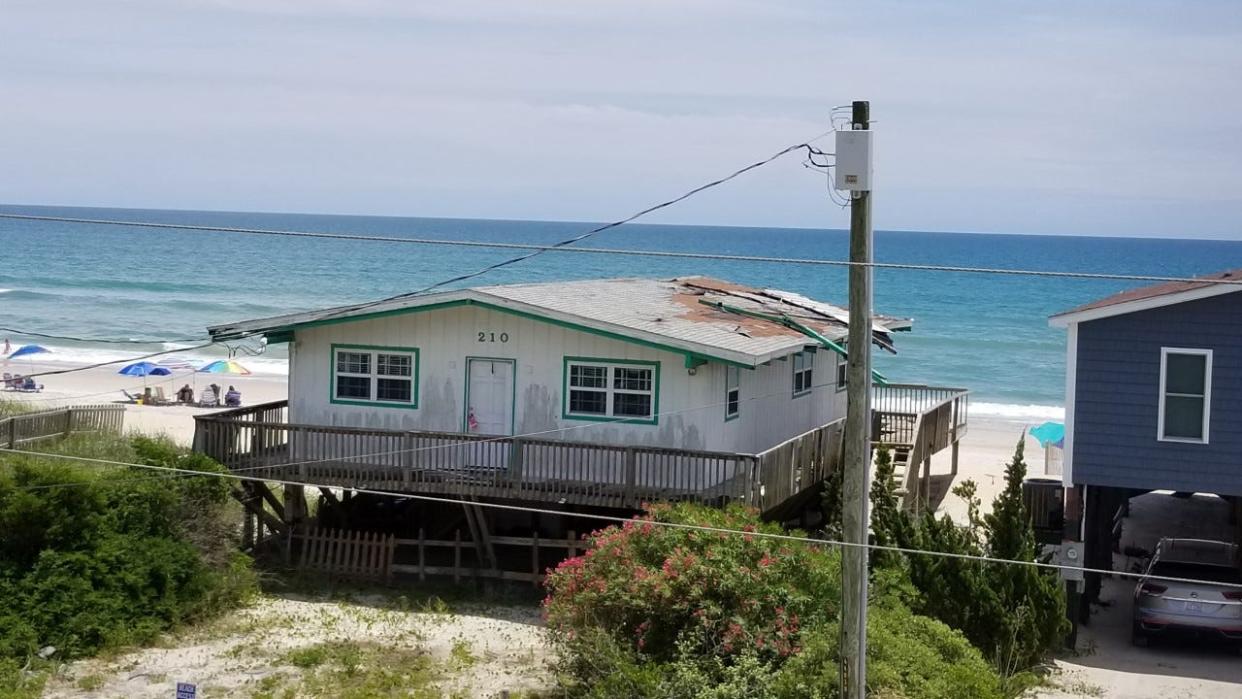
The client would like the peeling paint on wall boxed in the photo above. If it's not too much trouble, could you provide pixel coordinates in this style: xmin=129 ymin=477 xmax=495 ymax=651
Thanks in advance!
xmin=519 ymin=384 xmax=559 ymax=436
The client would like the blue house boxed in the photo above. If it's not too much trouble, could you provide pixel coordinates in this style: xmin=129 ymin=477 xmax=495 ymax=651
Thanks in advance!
xmin=1050 ymin=268 xmax=1242 ymax=601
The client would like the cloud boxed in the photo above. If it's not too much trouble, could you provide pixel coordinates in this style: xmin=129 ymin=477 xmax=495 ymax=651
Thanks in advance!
xmin=1 ymin=1 xmax=1240 ymax=237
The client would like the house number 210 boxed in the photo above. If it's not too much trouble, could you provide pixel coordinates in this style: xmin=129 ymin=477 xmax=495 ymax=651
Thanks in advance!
xmin=477 ymin=332 xmax=510 ymax=343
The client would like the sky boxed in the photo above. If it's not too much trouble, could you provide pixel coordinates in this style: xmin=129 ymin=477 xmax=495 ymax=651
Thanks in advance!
xmin=3 ymin=1 xmax=1242 ymax=238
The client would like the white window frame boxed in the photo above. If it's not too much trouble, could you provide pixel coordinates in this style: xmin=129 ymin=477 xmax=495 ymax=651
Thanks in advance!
xmin=835 ymin=353 xmax=848 ymax=392
xmin=564 ymin=358 xmax=659 ymax=424
xmin=1157 ymin=347 xmax=1212 ymax=444
xmin=792 ymin=350 xmax=814 ymax=397
xmin=725 ymin=366 xmax=741 ymax=420
xmin=331 ymin=344 xmax=418 ymax=408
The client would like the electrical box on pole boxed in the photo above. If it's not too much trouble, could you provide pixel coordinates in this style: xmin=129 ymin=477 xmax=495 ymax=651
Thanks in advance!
xmin=833 ymin=130 xmax=873 ymax=192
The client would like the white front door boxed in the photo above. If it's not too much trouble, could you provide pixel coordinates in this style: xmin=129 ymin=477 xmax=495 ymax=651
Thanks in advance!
xmin=466 ymin=358 xmax=514 ymax=436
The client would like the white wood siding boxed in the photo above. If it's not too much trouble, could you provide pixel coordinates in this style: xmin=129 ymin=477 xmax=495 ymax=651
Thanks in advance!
xmin=289 ymin=305 xmax=844 ymax=453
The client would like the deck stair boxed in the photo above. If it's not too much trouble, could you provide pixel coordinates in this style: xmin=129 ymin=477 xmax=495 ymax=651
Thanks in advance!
xmin=871 ymin=385 xmax=969 ymax=513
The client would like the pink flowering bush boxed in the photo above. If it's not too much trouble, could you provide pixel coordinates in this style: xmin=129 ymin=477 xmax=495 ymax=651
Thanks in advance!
xmin=544 ymin=503 xmax=840 ymax=665
xmin=543 ymin=503 xmax=1006 ymax=698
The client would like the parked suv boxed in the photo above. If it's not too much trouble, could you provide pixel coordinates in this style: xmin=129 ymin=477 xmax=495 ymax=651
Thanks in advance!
xmin=1132 ymin=538 xmax=1242 ymax=646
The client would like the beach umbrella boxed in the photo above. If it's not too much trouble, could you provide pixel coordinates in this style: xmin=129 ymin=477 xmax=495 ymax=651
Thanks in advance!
xmin=197 ymin=360 xmax=252 ymax=376
xmin=118 ymin=361 xmax=173 ymax=377
xmin=118 ymin=361 xmax=173 ymax=394
xmin=5 ymin=344 xmax=50 ymax=373
xmin=1028 ymin=421 xmax=1065 ymax=449
xmin=8 ymin=344 xmax=49 ymax=360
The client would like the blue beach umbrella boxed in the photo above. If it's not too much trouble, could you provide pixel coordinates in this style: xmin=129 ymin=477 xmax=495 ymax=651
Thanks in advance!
xmin=118 ymin=361 xmax=173 ymax=394
xmin=118 ymin=361 xmax=173 ymax=377
xmin=8 ymin=344 xmax=49 ymax=360
xmin=1029 ymin=421 xmax=1065 ymax=449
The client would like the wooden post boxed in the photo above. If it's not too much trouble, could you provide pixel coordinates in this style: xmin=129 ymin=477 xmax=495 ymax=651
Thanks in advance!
xmin=532 ymin=531 xmax=540 ymax=588
xmin=568 ymin=530 xmax=577 ymax=559
xmin=623 ymin=448 xmax=638 ymax=507
xmin=839 ymin=98 xmax=872 ymax=699
xmin=509 ymin=438 xmax=525 ymax=484
xmin=418 ymin=527 xmax=426 ymax=582
xmin=454 ymin=529 xmax=462 ymax=585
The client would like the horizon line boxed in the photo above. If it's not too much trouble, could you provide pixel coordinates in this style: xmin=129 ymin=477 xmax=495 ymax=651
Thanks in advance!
xmin=2 ymin=201 xmax=1240 ymax=244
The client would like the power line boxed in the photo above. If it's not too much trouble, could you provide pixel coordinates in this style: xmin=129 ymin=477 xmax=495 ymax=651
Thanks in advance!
xmin=4 ymin=211 xmax=1240 ymax=287
xmin=2 ymin=444 xmax=1238 ymax=592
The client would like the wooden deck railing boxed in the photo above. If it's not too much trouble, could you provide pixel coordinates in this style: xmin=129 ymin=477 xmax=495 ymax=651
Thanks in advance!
xmin=193 ymin=400 xmax=851 ymax=513
xmin=871 ymin=383 xmax=969 ymax=446
xmin=1 ymin=404 xmax=125 ymax=448
xmin=754 ymin=418 xmax=845 ymax=512
xmin=890 ymin=390 xmax=969 ymax=512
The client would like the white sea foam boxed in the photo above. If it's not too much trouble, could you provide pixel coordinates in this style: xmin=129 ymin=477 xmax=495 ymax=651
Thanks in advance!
xmin=0 ymin=288 xmax=11 ymax=294
xmin=971 ymin=402 xmax=1065 ymax=422
xmin=4 ymin=343 xmax=289 ymax=376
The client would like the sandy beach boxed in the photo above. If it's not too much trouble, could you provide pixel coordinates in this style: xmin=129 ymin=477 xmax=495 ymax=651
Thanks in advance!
xmin=2 ymin=359 xmax=289 ymax=445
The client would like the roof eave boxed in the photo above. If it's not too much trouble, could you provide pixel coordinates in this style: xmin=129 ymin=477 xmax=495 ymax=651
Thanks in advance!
xmin=1049 ymin=284 xmax=1242 ymax=328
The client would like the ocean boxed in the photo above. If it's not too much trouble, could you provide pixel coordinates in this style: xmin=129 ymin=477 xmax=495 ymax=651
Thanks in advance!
xmin=3 ymin=205 xmax=1240 ymax=420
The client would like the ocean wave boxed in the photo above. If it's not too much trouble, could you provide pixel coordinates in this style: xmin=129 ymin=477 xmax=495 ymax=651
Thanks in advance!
xmin=4 ymin=344 xmax=289 ymax=376
xmin=971 ymin=402 xmax=1065 ymax=422
xmin=0 ymin=288 xmax=10 ymax=294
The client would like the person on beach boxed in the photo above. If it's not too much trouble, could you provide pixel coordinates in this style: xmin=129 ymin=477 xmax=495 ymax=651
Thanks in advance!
xmin=2 ymin=338 xmax=9 ymax=356
xmin=225 ymin=385 xmax=241 ymax=407
xmin=177 ymin=384 xmax=194 ymax=403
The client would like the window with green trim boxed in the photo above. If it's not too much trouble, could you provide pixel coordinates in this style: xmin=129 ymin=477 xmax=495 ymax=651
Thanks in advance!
xmin=792 ymin=350 xmax=814 ymax=397
xmin=566 ymin=360 xmax=655 ymax=420
xmin=333 ymin=346 xmax=417 ymax=406
xmin=725 ymin=366 xmax=740 ymax=419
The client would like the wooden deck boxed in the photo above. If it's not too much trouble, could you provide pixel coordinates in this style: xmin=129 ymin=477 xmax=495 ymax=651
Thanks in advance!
xmin=872 ymin=383 xmax=970 ymax=512
xmin=193 ymin=383 xmax=966 ymax=516
xmin=194 ymin=401 xmax=843 ymax=514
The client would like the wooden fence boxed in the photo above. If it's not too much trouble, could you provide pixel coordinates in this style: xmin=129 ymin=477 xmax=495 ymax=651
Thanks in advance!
xmin=1 ymin=404 xmax=125 ymax=448
xmin=297 ymin=527 xmax=396 ymax=581
xmin=293 ymin=526 xmax=583 ymax=586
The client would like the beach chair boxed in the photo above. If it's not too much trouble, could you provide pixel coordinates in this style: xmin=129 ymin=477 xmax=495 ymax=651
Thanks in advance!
xmin=152 ymin=387 xmax=170 ymax=405
xmin=1 ymin=373 xmax=11 ymax=390
xmin=199 ymin=388 xmax=219 ymax=408
xmin=121 ymin=389 xmax=141 ymax=403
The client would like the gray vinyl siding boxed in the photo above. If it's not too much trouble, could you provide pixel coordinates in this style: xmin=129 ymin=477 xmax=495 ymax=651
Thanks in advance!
xmin=1072 ymin=290 xmax=1242 ymax=496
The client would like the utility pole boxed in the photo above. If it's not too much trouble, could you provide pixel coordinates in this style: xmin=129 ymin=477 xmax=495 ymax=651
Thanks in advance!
xmin=839 ymin=99 xmax=872 ymax=699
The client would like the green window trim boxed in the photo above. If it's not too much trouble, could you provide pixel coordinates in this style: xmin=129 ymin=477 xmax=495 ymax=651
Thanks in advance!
xmin=330 ymin=343 xmax=421 ymax=410
xmin=562 ymin=356 xmax=661 ymax=425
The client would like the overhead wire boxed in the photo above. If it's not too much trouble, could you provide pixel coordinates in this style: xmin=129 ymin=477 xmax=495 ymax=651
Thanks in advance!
xmin=2 ymin=445 xmax=1238 ymax=593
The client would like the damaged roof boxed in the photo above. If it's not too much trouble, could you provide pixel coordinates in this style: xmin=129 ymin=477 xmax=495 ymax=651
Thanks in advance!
xmin=209 ymin=276 xmax=912 ymax=368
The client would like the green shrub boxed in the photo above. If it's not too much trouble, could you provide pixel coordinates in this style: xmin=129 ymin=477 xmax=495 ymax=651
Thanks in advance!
xmin=0 ymin=434 xmax=255 ymax=666
xmin=544 ymin=503 xmax=840 ymax=667
xmin=544 ymin=503 xmax=1005 ymax=698
xmin=868 ymin=439 xmax=1069 ymax=672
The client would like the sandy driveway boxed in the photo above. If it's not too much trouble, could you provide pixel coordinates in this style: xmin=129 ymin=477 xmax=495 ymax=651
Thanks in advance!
xmin=1034 ymin=492 xmax=1242 ymax=698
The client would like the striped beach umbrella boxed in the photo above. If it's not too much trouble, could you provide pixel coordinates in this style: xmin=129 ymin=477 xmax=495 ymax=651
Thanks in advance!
xmin=197 ymin=359 xmax=252 ymax=376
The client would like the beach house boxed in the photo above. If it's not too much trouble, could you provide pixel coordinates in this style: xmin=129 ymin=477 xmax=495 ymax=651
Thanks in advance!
xmin=1050 ymin=268 xmax=1242 ymax=600
xmin=193 ymin=276 xmax=968 ymax=577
